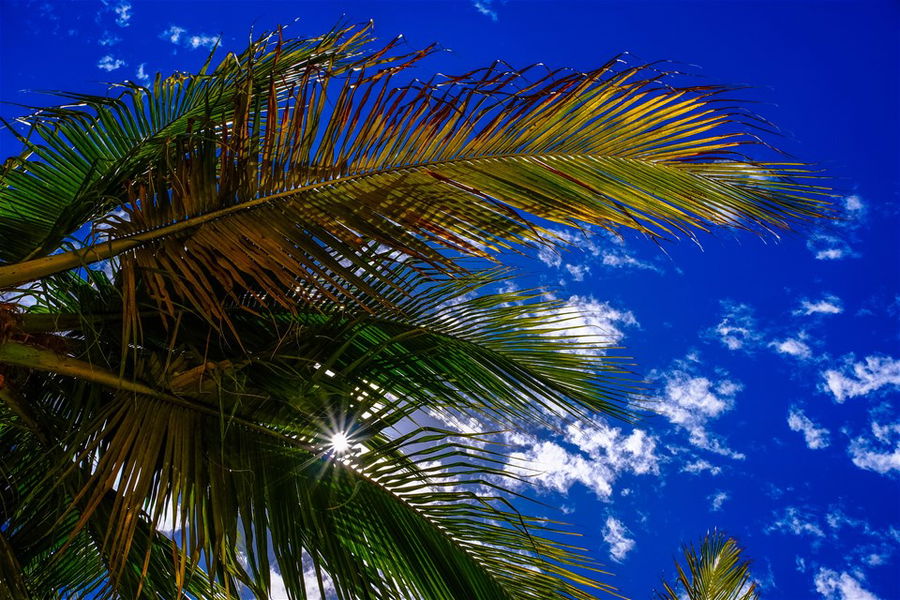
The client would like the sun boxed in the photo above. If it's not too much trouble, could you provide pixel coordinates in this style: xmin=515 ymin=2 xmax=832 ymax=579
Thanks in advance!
xmin=330 ymin=431 xmax=351 ymax=454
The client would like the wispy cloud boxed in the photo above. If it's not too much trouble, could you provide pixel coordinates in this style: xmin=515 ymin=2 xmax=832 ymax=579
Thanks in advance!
xmin=787 ymin=407 xmax=830 ymax=449
xmin=709 ymin=490 xmax=729 ymax=511
xmin=599 ymin=249 xmax=660 ymax=271
xmin=503 ymin=422 xmax=659 ymax=499
xmin=565 ymin=263 xmax=588 ymax=281
xmin=681 ymin=458 xmax=722 ymax=476
xmin=596 ymin=231 xmax=661 ymax=271
xmin=98 ymin=30 xmax=121 ymax=46
xmin=161 ymin=25 xmax=187 ymax=44
xmin=602 ymin=517 xmax=635 ymax=562
xmin=807 ymin=234 xmax=854 ymax=261
xmin=543 ymin=294 xmax=638 ymax=353
xmin=535 ymin=228 xmax=660 ymax=284
xmin=135 ymin=63 xmax=149 ymax=82
xmin=186 ymin=34 xmax=220 ymax=50
xmin=160 ymin=25 xmax=220 ymax=50
xmin=771 ymin=336 xmax=813 ymax=360
xmin=565 ymin=422 xmax=659 ymax=476
xmin=711 ymin=301 xmax=761 ymax=351
xmin=822 ymin=355 xmax=900 ymax=403
xmin=769 ymin=506 xmax=892 ymax=597
xmin=97 ymin=55 xmax=126 ymax=72
xmin=100 ymin=1 xmax=132 ymax=28
xmin=848 ymin=421 xmax=900 ymax=475
xmin=770 ymin=504 xmax=894 ymax=553
xmin=652 ymin=360 xmax=745 ymax=459
xmin=814 ymin=568 xmax=880 ymax=600
xmin=767 ymin=506 xmax=827 ymax=538
xmin=795 ymin=294 xmax=844 ymax=316
xmin=113 ymin=2 xmax=132 ymax=27
xmin=472 ymin=0 xmax=498 ymax=21
xmin=505 ymin=439 xmax=616 ymax=497
xmin=807 ymin=195 xmax=867 ymax=261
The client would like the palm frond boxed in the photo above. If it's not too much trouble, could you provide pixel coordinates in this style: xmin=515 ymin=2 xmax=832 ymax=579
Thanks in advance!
xmin=0 ymin=22 xmax=832 ymax=600
xmin=0 ymin=397 xmax=224 ymax=599
xmin=0 ymin=267 xmax=636 ymax=598
xmin=656 ymin=531 xmax=759 ymax=600
xmin=0 ymin=21 xmax=390 ymax=266
xmin=0 ymin=25 xmax=829 ymax=323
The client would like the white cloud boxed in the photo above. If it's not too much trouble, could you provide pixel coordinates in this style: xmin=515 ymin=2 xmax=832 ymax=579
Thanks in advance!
xmin=0 ymin=286 xmax=38 ymax=308
xmin=159 ymin=25 xmax=187 ymax=44
xmin=814 ymin=568 xmax=880 ymax=600
xmin=681 ymin=459 xmax=722 ymax=476
xmin=264 ymin=559 xmax=335 ymax=600
xmin=597 ymin=231 xmax=661 ymax=271
xmin=787 ymin=408 xmax=830 ymax=449
xmin=796 ymin=295 xmax=843 ymax=316
xmin=537 ymin=244 xmax=563 ymax=268
xmin=98 ymin=30 xmax=121 ymax=46
xmin=709 ymin=490 xmax=729 ymax=511
xmin=565 ymin=422 xmax=660 ymax=476
xmin=535 ymin=228 xmax=659 ymax=277
xmin=302 ymin=565 xmax=335 ymax=600
xmin=100 ymin=1 xmax=132 ymax=27
xmin=771 ymin=505 xmax=894 ymax=576
xmin=161 ymin=25 xmax=219 ymax=50
xmin=162 ymin=25 xmax=186 ymax=44
xmin=565 ymin=263 xmax=588 ymax=281
xmin=824 ymin=508 xmax=870 ymax=534
xmin=771 ymin=337 xmax=813 ymax=360
xmin=766 ymin=506 xmax=826 ymax=538
xmin=808 ymin=235 xmax=851 ymax=261
xmin=806 ymin=195 xmax=866 ymax=261
xmin=600 ymin=250 xmax=659 ymax=271
xmin=848 ymin=421 xmax=900 ymax=474
xmin=270 ymin=569 xmax=289 ymax=598
xmin=506 ymin=439 xmax=614 ymax=497
xmin=472 ymin=0 xmax=498 ymax=21
xmin=97 ymin=0 xmax=131 ymax=28
xmin=822 ymin=355 xmax=900 ymax=402
xmin=653 ymin=365 xmax=745 ymax=459
xmin=113 ymin=2 xmax=131 ymax=26
xmin=863 ymin=554 xmax=884 ymax=566
xmin=546 ymin=294 xmax=638 ymax=352
xmin=156 ymin=499 xmax=184 ymax=536
xmin=503 ymin=422 xmax=658 ymax=499
xmin=135 ymin=63 xmax=149 ymax=82
xmin=187 ymin=34 xmax=220 ymax=50
xmin=602 ymin=517 xmax=635 ymax=562
xmin=712 ymin=302 xmax=761 ymax=351
xmin=97 ymin=55 xmax=126 ymax=71
xmin=844 ymin=195 xmax=864 ymax=213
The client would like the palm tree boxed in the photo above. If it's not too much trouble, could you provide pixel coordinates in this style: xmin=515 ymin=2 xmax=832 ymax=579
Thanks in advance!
xmin=656 ymin=531 xmax=760 ymax=600
xmin=0 ymin=23 xmax=826 ymax=599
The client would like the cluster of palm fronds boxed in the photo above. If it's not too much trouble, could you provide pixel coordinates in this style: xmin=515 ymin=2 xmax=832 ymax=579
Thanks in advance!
xmin=657 ymin=531 xmax=760 ymax=600
xmin=0 ymin=22 xmax=824 ymax=599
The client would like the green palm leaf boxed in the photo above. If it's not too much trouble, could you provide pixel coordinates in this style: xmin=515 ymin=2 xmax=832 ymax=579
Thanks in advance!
xmin=0 ymin=22 xmax=830 ymax=600
xmin=0 ymin=22 xmax=387 ymax=265
xmin=656 ymin=531 xmax=759 ymax=600
xmin=0 ymin=24 xmax=828 ymax=324
xmin=0 ymin=389 xmax=225 ymax=599
xmin=1 ymin=267 xmax=631 ymax=598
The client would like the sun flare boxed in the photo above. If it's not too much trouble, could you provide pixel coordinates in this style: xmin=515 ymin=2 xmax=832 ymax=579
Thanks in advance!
xmin=330 ymin=431 xmax=351 ymax=454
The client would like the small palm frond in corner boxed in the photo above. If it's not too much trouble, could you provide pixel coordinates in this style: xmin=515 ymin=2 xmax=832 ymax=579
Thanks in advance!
xmin=656 ymin=530 xmax=759 ymax=600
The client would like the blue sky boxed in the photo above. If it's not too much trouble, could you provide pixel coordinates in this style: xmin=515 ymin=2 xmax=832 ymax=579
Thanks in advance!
xmin=1 ymin=1 xmax=898 ymax=599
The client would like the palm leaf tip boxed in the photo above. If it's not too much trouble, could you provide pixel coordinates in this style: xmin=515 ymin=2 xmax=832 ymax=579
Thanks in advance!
xmin=657 ymin=530 xmax=759 ymax=600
